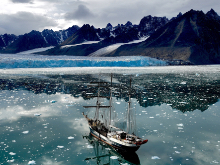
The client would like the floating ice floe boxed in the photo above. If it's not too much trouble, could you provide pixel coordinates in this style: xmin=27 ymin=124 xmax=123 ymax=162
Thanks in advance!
xmin=176 ymin=123 xmax=184 ymax=127
xmin=151 ymin=156 xmax=160 ymax=159
xmin=51 ymin=100 xmax=57 ymax=103
xmin=110 ymin=156 xmax=118 ymax=160
xmin=22 ymin=131 xmax=29 ymax=134
xmin=68 ymin=136 xmax=75 ymax=139
xmin=175 ymin=151 xmax=181 ymax=154
xmin=9 ymin=152 xmax=16 ymax=155
xmin=12 ymin=140 xmax=16 ymax=142
xmin=87 ymin=145 xmax=94 ymax=148
xmin=28 ymin=160 xmax=36 ymax=164
xmin=7 ymin=159 xmax=14 ymax=163
xmin=57 ymin=146 xmax=64 ymax=149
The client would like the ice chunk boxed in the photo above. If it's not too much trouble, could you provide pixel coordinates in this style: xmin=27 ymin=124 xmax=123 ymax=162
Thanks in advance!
xmin=110 ymin=156 xmax=118 ymax=159
xmin=51 ymin=100 xmax=57 ymax=103
xmin=57 ymin=146 xmax=64 ymax=149
xmin=176 ymin=123 xmax=184 ymax=127
xmin=9 ymin=152 xmax=16 ymax=155
xmin=34 ymin=114 xmax=41 ymax=116
xmin=151 ymin=156 xmax=160 ymax=159
xmin=87 ymin=145 xmax=94 ymax=148
xmin=28 ymin=160 xmax=36 ymax=164
xmin=22 ymin=131 xmax=29 ymax=134
xmin=68 ymin=136 xmax=75 ymax=139
xmin=7 ymin=159 xmax=15 ymax=163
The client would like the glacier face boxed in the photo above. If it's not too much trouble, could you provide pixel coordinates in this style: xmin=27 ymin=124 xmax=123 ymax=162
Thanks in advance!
xmin=0 ymin=54 xmax=167 ymax=68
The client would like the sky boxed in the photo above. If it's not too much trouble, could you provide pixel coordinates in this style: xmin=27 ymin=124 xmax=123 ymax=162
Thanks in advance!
xmin=0 ymin=0 xmax=219 ymax=35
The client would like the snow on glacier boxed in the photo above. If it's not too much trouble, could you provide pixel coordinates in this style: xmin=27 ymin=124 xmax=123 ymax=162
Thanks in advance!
xmin=16 ymin=46 xmax=55 ymax=54
xmin=61 ymin=41 xmax=100 ymax=49
xmin=0 ymin=54 xmax=167 ymax=68
xmin=89 ymin=37 xmax=148 ymax=57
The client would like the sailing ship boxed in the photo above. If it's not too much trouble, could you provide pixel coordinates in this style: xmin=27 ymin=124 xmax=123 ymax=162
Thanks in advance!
xmin=82 ymin=74 xmax=148 ymax=152
xmin=83 ymin=134 xmax=140 ymax=165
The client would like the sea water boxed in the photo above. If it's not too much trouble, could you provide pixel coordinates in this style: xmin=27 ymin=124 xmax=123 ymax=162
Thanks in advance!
xmin=0 ymin=66 xmax=220 ymax=165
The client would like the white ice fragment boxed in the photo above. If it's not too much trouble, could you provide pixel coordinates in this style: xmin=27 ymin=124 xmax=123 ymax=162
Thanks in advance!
xmin=149 ymin=117 xmax=154 ymax=118
xmin=28 ymin=160 xmax=36 ymax=164
xmin=105 ymin=148 xmax=111 ymax=150
xmin=207 ymin=141 xmax=210 ymax=143
xmin=7 ymin=159 xmax=15 ymax=163
xmin=110 ymin=156 xmax=118 ymax=159
xmin=176 ymin=123 xmax=184 ymax=127
xmin=178 ymin=127 xmax=183 ymax=129
xmin=51 ymin=100 xmax=57 ymax=103
xmin=68 ymin=136 xmax=75 ymax=139
xmin=34 ymin=114 xmax=41 ymax=116
xmin=12 ymin=140 xmax=16 ymax=142
xmin=9 ymin=152 xmax=16 ymax=155
xmin=175 ymin=151 xmax=181 ymax=154
xmin=151 ymin=156 xmax=160 ymax=159
xmin=87 ymin=145 xmax=94 ymax=148
xmin=179 ymin=102 xmax=186 ymax=104
xmin=22 ymin=131 xmax=29 ymax=134
xmin=57 ymin=146 xmax=64 ymax=149
xmin=212 ymin=160 xmax=219 ymax=164
xmin=116 ymin=102 xmax=120 ymax=104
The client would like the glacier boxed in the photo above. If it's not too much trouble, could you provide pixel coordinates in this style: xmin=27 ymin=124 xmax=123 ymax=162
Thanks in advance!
xmin=0 ymin=54 xmax=167 ymax=68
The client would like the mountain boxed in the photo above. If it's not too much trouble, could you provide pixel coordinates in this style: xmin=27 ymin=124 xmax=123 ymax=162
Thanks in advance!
xmin=0 ymin=34 xmax=17 ymax=49
xmin=107 ymin=9 xmax=220 ymax=65
xmin=61 ymin=24 xmax=100 ymax=46
xmin=0 ymin=25 xmax=79 ymax=53
xmin=39 ymin=16 xmax=169 ymax=56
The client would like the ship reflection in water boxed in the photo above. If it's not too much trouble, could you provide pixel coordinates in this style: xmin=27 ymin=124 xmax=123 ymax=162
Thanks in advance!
xmin=83 ymin=134 xmax=140 ymax=165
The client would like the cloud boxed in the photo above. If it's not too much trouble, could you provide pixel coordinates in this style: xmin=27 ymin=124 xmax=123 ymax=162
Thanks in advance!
xmin=64 ymin=4 xmax=95 ymax=20
xmin=10 ymin=0 xmax=33 ymax=3
xmin=0 ymin=11 xmax=58 ymax=35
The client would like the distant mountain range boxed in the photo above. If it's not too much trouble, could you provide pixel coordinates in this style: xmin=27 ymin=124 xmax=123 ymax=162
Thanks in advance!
xmin=0 ymin=8 xmax=220 ymax=65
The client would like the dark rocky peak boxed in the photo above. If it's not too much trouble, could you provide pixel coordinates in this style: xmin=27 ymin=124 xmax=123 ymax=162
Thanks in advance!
xmin=206 ymin=8 xmax=220 ymax=20
xmin=65 ymin=25 xmax=80 ymax=32
xmin=125 ymin=21 xmax=133 ymax=27
xmin=138 ymin=15 xmax=169 ymax=37
xmin=0 ymin=34 xmax=17 ymax=48
xmin=105 ymin=23 xmax=113 ymax=31
xmin=177 ymin=12 xmax=183 ymax=18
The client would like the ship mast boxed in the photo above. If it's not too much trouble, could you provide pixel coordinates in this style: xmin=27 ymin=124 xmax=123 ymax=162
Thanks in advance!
xmin=127 ymin=78 xmax=132 ymax=133
xmin=109 ymin=74 xmax=113 ymax=127
xmin=83 ymin=79 xmax=112 ymax=123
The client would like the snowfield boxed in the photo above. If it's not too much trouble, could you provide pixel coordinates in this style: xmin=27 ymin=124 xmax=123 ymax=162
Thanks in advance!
xmin=89 ymin=37 xmax=148 ymax=57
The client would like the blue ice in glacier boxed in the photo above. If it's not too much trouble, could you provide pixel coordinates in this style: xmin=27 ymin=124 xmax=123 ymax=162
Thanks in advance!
xmin=0 ymin=54 xmax=167 ymax=68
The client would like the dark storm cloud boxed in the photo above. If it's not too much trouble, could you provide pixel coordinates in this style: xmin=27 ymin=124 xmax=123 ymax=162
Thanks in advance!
xmin=64 ymin=4 xmax=95 ymax=20
xmin=0 ymin=12 xmax=57 ymax=35
xmin=10 ymin=0 xmax=33 ymax=3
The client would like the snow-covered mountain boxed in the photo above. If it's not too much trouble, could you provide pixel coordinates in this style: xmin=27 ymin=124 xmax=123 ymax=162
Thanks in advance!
xmin=0 ymin=25 xmax=79 ymax=53
xmin=0 ymin=15 xmax=168 ymax=54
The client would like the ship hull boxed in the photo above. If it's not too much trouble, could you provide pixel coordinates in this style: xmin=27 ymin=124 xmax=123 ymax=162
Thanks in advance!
xmin=89 ymin=126 xmax=140 ymax=152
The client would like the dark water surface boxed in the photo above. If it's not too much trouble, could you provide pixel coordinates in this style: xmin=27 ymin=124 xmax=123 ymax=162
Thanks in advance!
xmin=0 ymin=66 xmax=220 ymax=165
